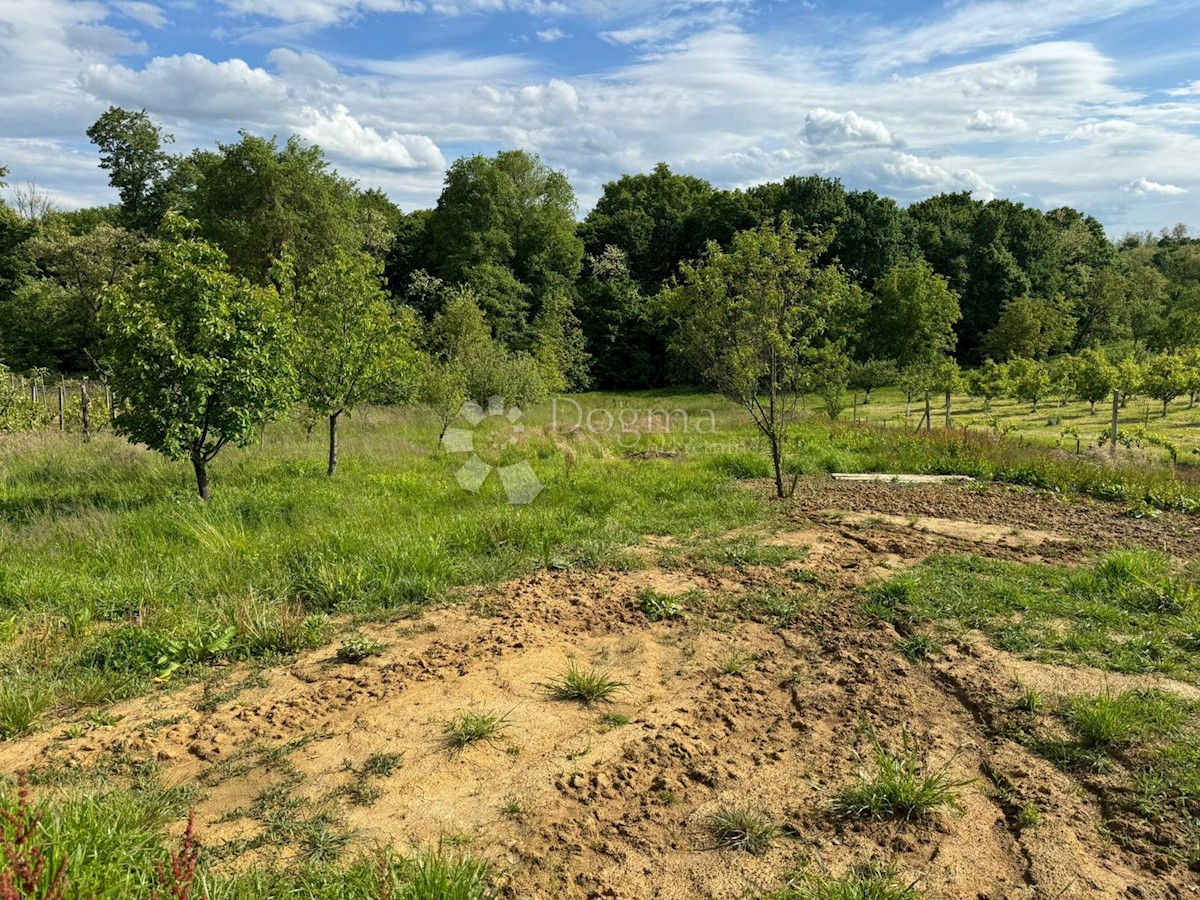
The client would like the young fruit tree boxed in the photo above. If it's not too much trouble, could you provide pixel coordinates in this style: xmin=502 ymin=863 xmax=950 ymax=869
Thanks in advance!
xmin=1069 ymin=347 xmax=1115 ymax=414
xmin=1006 ymin=357 xmax=1051 ymax=411
xmin=966 ymin=359 xmax=1008 ymax=412
xmin=102 ymin=213 xmax=291 ymax=500
xmin=1142 ymin=352 xmax=1188 ymax=417
xmin=848 ymin=358 xmax=897 ymax=405
xmin=665 ymin=221 xmax=860 ymax=498
xmin=277 ymin=248 xmax=419 ymax=476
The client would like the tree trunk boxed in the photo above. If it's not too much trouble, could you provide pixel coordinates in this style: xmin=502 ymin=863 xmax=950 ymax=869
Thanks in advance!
xmin=944 ymin=390 xmax=952 ymax=429
xmin=80 ymin=378 xmax=91 ymax=443
xmin=1162 ymin=399 xmax=1169 ymax=418
xmin=192 ymin=453 xmax=211 ymax=502
xmin=1110 ymin=391 xmax=1119 ymax=454
xmin=770 ymin=433 xmax=784 ymax=499
xmin=1089 ymin=400 xmax=1096 ymax=415
xmin=924 ymin=391 xmax=932 ymax=432
xmin=327 ymin=411 xmax=340 ymax=477
xmin=863 ymin=387 xmax=872 ymax=405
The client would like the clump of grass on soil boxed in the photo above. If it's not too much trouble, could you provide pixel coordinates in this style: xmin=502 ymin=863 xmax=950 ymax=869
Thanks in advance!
xmin=538 ymin=662 xmax=625 ymax=705
xmin=707 ymin=805 xmax=777 ymax=855
xmin=832 ymin=731 xmax=971 ymax=821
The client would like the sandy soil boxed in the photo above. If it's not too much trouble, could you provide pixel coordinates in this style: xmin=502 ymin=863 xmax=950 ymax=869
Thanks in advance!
xmin=3 ymin=476 xmax=1199 ymax=899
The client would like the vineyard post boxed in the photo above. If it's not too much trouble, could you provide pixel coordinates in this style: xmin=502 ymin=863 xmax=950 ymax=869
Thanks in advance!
xmin=81 ymin=378 xmax=91 ymax=443
xmin=1110 ymin=390 xmax=1119 ymax=454
xmin=58 ymin=380 xmax=64 ymax=431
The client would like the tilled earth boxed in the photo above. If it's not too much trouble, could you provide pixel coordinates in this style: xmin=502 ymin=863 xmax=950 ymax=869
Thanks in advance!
xmin=4 ymin=477 xmax=1200 ymax=898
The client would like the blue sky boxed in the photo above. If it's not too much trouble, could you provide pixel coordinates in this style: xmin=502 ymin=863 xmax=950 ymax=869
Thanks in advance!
xmin=1 ymin=0 xmax=1198 ymax=236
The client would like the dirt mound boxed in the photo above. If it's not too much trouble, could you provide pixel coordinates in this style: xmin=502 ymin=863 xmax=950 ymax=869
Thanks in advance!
xmin=3 ymin=477 xmax=1198 ymax=898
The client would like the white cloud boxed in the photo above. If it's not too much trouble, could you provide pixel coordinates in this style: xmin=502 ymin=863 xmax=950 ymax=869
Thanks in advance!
xmin=804 ymin=109 xmax=895 ymax=147
xmin=113 ymin=1 xmax=168 ymax=28
xmin=1168 ymin=79 xmax=1200 ymax=96
xmin=79 ymin=54 xmax=285 ymax=123
xmin=267 ymin=47 xmax=343 ymax=83
xmin=536 ymin=27 xmax=568 ymax=42
xmin=966 ymin=109 xmax=1028 ymax=132
xmin=882 ymin=152 xmax=994 ymax=197
xmin=1070 ymin=119 xmax=1137 ymax=140
xmin=1124 ymin=177 xmax=1187 ymax=196
xmin=861 ymin=0 xmax=1160 ymax=72
xmin=295 ymin=105 xmax=445 ymax=169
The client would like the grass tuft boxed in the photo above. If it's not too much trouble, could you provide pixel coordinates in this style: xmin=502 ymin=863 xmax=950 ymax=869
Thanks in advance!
xmin=832 ymin=731 xmax=971 ymax=821
xmin=538 ymin=662 xmax=626 ymax=705
xmin=707 ymin=805 xmax=777 ymax=855
xmin=774 ymin=861 xmax=920 ymax=900
xmin=442 ymin=709 xmax=511 ymax=751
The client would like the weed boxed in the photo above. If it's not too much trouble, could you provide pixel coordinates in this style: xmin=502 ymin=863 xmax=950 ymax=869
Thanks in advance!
xmin=1016 ymin=801 xmax=1042 ymax=829
xmin=832 ymin=730 xmax=971 ymax=821
xmin=335 ymin=635 xmax=385 ymax=664
xmin=538 ymin=662 xmax=626 ymax=705
xmin=1064 ymin=690 xmax=1183 ymax=749
xmin=638 ymin=588 xmax=685 ymax=622
xmin=1015 ymin=685 xmax=1040 ymax=713
xmin=442 ymin=710 xmax=511 ymax=751
xmin=500 ymin=797 xmax=525 ymax=820
xmin=0 ymin=678 xmax=54 ymax=740
xmin=897 ymin=634 xmax=940 ymax=662
xmin=707 ymin=806 xmax=777 ymax=855
xmin=598 ymin=712 xmax=630 ymax=729
xmin=774 ymin=861 xmax=920 ymax=900
xmin=362 ymin=752 xmax=404 ymax=778
xmin=716 ymin=650 xmax=752 ymax=675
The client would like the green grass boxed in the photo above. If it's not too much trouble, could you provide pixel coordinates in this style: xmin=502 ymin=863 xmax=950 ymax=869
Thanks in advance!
xmin=537 ymin=661 xmax=626 ymax=705
xmin=866 ymin=551 xmax=1200 ymax=680
xmin=706 ymin=805 xmax=777 ymax=855
xmin=1023 ymin=688 xmax=1200 ymax=862
xmin=831 ymin=731 xmax=971 ymax=821
xmin=442 ymin=709 xmax=511 ymax=750
xmin=0 ymin=397 xmax=765 ymax=737
xmin=335 ymin=634 xmax=385 ymax=663
xmin=773 ymin=861 xmax=921 ymax=900
xmin=638 ymin=588 xmax=685 ymax=621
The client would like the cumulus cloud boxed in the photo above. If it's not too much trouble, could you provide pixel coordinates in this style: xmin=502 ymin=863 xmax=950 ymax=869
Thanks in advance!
xmin=966 ymin=109 xmax=1027 ymax=132
xmin=536 ymin=28 xmax=568 ymax=42
xmin=1124 ymin=177 xmax=1187 ymax=196
xmin=295 ymin=106 xmax=445 ymax=169
xmin=882 ymin=152 xmax=994 ymax=197
xmin=267 ymin=47 xmax=343 ymax=83
xmin=804 ymin=109 xmax=896 ymax=147
xmin=79 ymin=54 xmax=285 ymax=122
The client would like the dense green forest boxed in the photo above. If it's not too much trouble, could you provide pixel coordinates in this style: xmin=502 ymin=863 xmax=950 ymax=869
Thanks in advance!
xmin=1 ymin=107 xmax=1196 ymax=384
xmin=2 ymin=108 xmax=1200 ymax=498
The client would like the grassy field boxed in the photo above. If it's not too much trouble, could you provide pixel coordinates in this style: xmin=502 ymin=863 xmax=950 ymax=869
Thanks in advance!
xmin=839 ymin=384 xmax=1200 ymax=465
xmin=4 ymin=390 xmax=1200 ymax=896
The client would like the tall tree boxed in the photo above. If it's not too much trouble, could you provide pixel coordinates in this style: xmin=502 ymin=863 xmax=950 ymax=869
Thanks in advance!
xmin=182 ymin=134 xmax=366 ymax=284
xmin=869 ymin=260 xmax=960 ymax=367
xmin=580 ymin=163 xmax=714 ymax=293
xmin=426 ymin=150 xmax=583 ymax=346
xmin=86 ymin=107 xmax=175 ymax=231
xmin=102 ymin=214 xmax=291 ymax=500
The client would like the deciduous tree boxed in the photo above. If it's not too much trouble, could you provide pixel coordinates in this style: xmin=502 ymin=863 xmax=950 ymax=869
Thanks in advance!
xmin=102 ymin=214 xmax=291 ymax=500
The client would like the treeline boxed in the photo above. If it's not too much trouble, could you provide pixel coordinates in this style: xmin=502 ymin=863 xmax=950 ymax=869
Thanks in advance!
xmin=3 ymin=109 xmax=1199 ymax=386
xmin=2 ymin=108 xmax=1199 ymax=497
